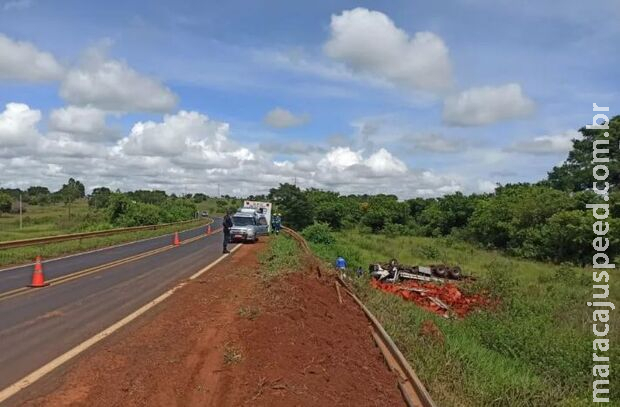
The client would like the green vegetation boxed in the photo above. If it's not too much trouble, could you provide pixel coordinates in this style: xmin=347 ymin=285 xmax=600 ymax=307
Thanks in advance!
xmin=0 ymin=219 xmax=206 ymax=267
xmin=0 ymin=192 xmax=12 ymax=215
xmin=0 ymin=200 xmax=95 ymax=242
xmin=301 ymin=222 xmax=336 ymax=245
xmin=0 ymin=182 xmax=231 ymax=266
xmin=267 ymin=116 xmax=620 ymax=266
xmin=548 ymin=115 xmax=620 ymax=191
xmin=269 ymin=183 xmax=314 ymax=230
xmin=199 ymin=196 xmax=242 ymax=216
xmin=258 ymin=235 xmax=302 ymax=280
xmin=0 ymin=181 xmax=244 ymax=242
xmin=305 ymin=228 xmax=620 ymax=406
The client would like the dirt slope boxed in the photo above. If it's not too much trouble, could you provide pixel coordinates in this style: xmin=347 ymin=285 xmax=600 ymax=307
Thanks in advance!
xmin=20 ymin=241 xmax=404 ymax=407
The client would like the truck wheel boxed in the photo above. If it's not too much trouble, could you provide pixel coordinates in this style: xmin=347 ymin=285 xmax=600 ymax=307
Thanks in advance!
xmin=432 ymin=265 xmax=447 ymax=278
xmin=448 ymin=266 xmax=462 ymax=279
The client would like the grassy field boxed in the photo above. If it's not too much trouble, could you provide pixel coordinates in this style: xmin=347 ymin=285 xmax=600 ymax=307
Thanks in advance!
xmin=258 ymin=235 xmax=301 ymax=280
xmin=0 ymin=200 xmax=211 ymax=267
xmin=0 ymin=200 xmax=97 ymax=242
xmin=308 ymin=231 xmax=619 ymax=406
xmin=195 ymin=197 xmax=243 ymax=217
xmin=0 ymin=196 xmax=239 ymax=243
xmin=0 ymin=219 xmax=209 ymax=268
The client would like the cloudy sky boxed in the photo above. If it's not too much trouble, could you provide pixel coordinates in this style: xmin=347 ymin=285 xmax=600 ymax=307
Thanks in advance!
xmin=0 ymin=0 xmax=618 ymax=198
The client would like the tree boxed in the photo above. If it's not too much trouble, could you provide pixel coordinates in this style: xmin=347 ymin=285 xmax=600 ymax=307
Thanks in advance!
xmin=548 ymin=115 xmax=620 ymax=191
xmin=305 ymin=189 xmax=347 ymax=229
xmin=362 ymin=195 xmax=409 ymax=232
xmin=26 ymin=186 xmax=50 ymax=205
xmin=406 ymin=197 xmax=433 ymax=220
xmin=58 ymin=178 xmax=85 ymax=217
xmin=0 ymin=192 xmax=12 ymax=215
xmin=418 ymin=192 xmax=480 ymax=236
xmin=126 ymin=190 xmax=167 ymax=205
xmin=269 ymin=183 xmax=315 ymax=230
xmin=27 ymin=186 xmax=50 ymax=196
xmin=467 ymin=184 xmax=578 ymax=252
xmin=90 ymin=187 xmax=112 ymax=209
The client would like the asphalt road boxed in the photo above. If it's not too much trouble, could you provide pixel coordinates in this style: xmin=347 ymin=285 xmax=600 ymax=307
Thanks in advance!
xmin=0 ymin=218 xmax=238 ymax=405
xmin=0 ymin=219 xmax=221 ymax=294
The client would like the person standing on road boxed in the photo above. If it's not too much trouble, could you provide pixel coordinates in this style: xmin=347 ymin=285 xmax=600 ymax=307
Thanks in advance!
xmin=223 ymin=211 xmax=233 ymax=254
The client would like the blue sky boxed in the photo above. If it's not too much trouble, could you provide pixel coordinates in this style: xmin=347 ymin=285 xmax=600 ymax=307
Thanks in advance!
xmin=0 ymin=0 xmax=618 ymax=197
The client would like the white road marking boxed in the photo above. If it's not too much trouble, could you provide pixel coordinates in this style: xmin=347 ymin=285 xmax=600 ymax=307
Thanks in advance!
xmin=0 ymin=243 xmax=241 ymax=404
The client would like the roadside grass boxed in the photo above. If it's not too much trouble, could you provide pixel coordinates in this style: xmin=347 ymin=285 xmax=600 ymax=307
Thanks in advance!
xmin=258 ymin=235 xmax=302 ymax=280
xmin=0 ymin=219 xmax=208 ymax=268
xmin=0 ymin=200 xmax=98 ymax=242
xmin=195 ymin=197 xmax=243 ymax=217
xmin=308 ymin=231 xmax=620 ymax=407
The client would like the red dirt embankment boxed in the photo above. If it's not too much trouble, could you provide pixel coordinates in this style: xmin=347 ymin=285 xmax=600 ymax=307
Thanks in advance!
xmin=21 ymin=241 xmax=404 ymax=406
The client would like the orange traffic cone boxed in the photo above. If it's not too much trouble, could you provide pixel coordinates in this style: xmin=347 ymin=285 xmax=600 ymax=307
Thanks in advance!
xmin=29 ymin=256 xmax=49 ymax=288
xmin=173 ymin=232 xmax=180 ymax=246
xmin=206 ymin=224 xmax=212 ymax=235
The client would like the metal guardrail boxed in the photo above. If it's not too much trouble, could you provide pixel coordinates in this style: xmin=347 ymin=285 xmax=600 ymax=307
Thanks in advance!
xmin=0 ymin=218 xmax=209 ymax=250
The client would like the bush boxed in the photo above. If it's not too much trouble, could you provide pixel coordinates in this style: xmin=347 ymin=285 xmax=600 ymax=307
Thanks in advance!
xmin=115 ymin=202 xmax=163 ymax=227
xmin=382 ymin=222 xmax=410 ymax=236
xmin=476 ymin=258 xmax=519 ymax=299
xmin=0 ymin=192 xmax=12 ymax=215
xmin=159 ymin=199 xmax=196 ymax=222
xmin=302 ymin=222 xmax=335 ymax=245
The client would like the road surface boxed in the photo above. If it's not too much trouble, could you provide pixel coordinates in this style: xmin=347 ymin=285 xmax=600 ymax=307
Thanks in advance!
xmin=0 ymin=218 xmax=238 ymax=405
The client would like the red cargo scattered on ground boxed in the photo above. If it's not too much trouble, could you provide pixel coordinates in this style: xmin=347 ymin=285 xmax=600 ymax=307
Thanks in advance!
xmin=371 ymin=279 xmax=492 ymax=317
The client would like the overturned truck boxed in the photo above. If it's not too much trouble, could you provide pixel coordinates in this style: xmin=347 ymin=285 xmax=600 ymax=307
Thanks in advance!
xmin=369 ymin=259 xmax=462 ymax=283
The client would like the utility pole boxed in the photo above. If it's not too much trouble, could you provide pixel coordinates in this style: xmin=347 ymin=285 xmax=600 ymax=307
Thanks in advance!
xmin=217 ymin=183 xmax=221 ymax=198
xmin=19 ymin=193 xmax=22 ymax=230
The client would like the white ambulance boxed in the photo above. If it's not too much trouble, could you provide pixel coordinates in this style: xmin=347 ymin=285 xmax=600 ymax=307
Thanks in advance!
xmin=242 ymin=201 xmax=273 ymax=235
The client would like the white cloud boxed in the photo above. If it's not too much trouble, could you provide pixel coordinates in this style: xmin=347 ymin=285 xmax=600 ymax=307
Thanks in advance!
xmin=120 ymin=110 xmax=254 ymax=172
xmin=0 ymin=103 xmax=464 ymax=198
xmin=365 ymin=148 xmax=407 ymax=175
xmin=324 ymin=8 xmax=453 ymax=93
xmin=506 ymin=129 xmax=580 ymax=155
xmin=477 ymin=180 xmax=498 ymax=193
xmin=264 ymin=107 xmax=309 ymax=129
xmin=60 ymin=47 xmax=177 ymax=113
xmin=443 ymin=83 xmax=535 ymax=126
xmin=318 ymin=147 xmax=363 ymax=171
xmin=317 ymin=146 xmax=406 ymax=176
xmin=0 ymin=34 xmax=64 ymax=82
xmin=49 ymin=105 xmax=115 ymax=140
xmin=0 ymin=103 xmax=41 ymax=148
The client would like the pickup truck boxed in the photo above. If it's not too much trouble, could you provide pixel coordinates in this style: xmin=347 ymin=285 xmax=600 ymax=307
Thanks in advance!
xmin=229 ymin=212 xmax=261 ymax=243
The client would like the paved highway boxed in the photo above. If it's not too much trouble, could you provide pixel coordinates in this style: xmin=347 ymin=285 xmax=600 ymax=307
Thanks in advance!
xmin=0 ymin=220 xmax=220 ymax=294
xmin=0 ymin=218 xmax=238 ymax=405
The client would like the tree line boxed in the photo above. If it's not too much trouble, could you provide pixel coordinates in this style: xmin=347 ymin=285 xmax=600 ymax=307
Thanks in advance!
xmin=268 ymin=116 xmax=620 ymax=265
xmin=0 ymin=182 xmax=200 ymax=228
